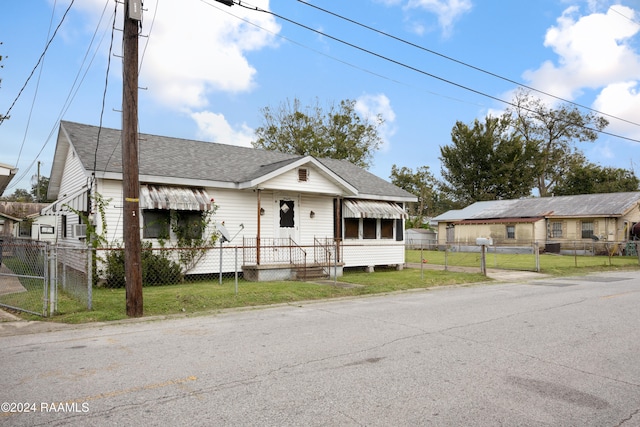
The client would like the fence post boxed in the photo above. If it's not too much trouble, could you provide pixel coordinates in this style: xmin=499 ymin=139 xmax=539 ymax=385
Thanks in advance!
xmin=534 ymin=241 xmax=540 ymax=272
xmin=43 ymin=244 xmax=49 ymax=317
xmin=48 ymin=245 xmax=57 ymax=316
xmin=87 ymin=246 xmax=93 ymax=310
xmin=234 ymin=246 xmax=238 ymax=295
xmin=444 ymin=244 xmax=448 ymax=271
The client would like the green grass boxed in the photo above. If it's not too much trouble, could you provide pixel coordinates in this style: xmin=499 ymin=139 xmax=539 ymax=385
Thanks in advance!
xmin=8 ymin=249 xmax=639 ymax=324
xmin=406 ymin=249 xmax=640 ymax=272
xmin=19 ymin=268 xmax=488 ymax=324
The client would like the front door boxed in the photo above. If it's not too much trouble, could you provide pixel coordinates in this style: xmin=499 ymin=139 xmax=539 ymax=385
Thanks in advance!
xmin=277 ymin=196 xmax=299 ymax=243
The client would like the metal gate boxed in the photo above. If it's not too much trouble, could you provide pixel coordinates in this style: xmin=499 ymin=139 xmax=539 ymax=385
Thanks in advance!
xmin=0 ymin=239 xmax=50 ymax=316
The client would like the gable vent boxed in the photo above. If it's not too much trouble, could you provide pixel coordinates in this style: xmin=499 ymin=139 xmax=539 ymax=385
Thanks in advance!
xmin=298 ymin=168 xmax=308 ymax=182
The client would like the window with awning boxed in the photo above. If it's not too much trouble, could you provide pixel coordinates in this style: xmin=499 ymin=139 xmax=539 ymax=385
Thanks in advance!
xmin=342 ymin=200 xmax=407 ymax=219
xmin=140 ymin=185 xmax=212 ymax=211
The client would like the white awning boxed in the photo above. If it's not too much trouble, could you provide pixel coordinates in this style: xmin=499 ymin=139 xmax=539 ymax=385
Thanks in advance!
xmin=343 ymin=199 xmax=407 ymax=219
xmin=140 ymin=185 xmax=212 ymax=211
xmin=41 ymin=187 xmax=89 ymax=216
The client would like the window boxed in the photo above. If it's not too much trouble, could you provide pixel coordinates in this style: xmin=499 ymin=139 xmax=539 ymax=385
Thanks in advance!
xmin=363 ymin=218 xmax=377 ymax=239
xmin=551 ymin=222 xmax=562 ymax=238
xmin=176 ymin=211 xmax=204 ymax=240
xmin=380 ymin=219 xmax=394 ymax=239
xmin=279 ymin=200 xmax=295 ymax=228
xmin=344 ymin=218 xmax=359 ymax=239
xmin=581 ymin=221 xmax=594 ymax=239
xmin=19 ymin=221 xmax=32 ymax=237
xmin=61 ymin=215 xmax=67 ymax=238
xmin=506 ymin=225 xmax=515 ymax=239
xmin=143 ymin=210 xmax=170 ymax=239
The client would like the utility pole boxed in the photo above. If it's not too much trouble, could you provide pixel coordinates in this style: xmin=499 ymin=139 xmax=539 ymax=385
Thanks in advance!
xmin=122 ymin=0 xmax=143 ymax=317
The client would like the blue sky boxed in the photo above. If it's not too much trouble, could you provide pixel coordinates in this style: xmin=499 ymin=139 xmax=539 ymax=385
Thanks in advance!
xmin=1 ymin=0 xmax=639 ymax=195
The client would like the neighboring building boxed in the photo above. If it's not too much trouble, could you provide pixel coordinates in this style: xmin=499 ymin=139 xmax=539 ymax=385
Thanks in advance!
xmin=0 ymin=212 xmax=21 ymax=239
xmin=0 ymin=163 xmax=17 ymax=197
xmin=42 ymin=121 xmax=417 ymax=279
xmin=433 ymin=193 xmax=640 ymax=253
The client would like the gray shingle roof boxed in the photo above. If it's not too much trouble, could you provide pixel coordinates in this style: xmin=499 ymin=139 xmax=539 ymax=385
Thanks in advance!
xmin=60 ymin=121 xmax=415 ymax=200
xmin=434 ymin=192 xmax=640 ymax=221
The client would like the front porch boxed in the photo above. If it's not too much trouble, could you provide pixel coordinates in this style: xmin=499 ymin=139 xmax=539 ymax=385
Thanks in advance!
xmin=241 ymin=237 xmax=344 ymax=282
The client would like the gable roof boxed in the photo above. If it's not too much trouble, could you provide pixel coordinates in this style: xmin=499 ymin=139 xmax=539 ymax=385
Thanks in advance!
xmin=49 ymin=121 xmax=416 ymax=202
xmin=433 ymin=192 xmax=640 ymax=222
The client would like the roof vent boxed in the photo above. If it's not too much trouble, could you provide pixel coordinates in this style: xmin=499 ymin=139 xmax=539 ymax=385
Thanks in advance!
xmin=298 ymin=168 xmax=308 ymax=182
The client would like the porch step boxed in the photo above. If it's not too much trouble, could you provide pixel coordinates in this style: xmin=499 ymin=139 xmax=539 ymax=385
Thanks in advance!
xmin=296 ymin=265 xmax=328 ymax=281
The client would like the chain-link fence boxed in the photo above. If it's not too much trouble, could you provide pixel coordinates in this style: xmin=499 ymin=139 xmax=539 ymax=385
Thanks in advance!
xmin=0 ymin=238 xmax=49 ymax=316
xmin=5 ymin=237 xmax=637 ymax=318
xmin=406 ymin=240 xmax=640 ymax=273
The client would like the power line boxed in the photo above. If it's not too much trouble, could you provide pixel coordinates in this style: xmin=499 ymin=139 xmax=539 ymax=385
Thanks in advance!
xmin=0 ymin=0 xmax=76 ymax=127
xmin=234 ymin=1 xmax=640 ymax=144
xmin=296 ymin=0 xmax=640 ymax=129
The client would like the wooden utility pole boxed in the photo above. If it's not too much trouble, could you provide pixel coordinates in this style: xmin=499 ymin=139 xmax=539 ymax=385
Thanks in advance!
xmin=122 ymin=0 xmax=143 ymax=317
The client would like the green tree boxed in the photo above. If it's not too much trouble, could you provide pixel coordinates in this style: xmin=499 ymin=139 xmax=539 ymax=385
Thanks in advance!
xmin=253 ymin=98 xmax=384 ymax=169
xmin=390 ymin=164 xmax=448 ymax=226
xmin=506 ymin=89 xmax=609 ymax=197
xmin=3 ymin=188 xmax=33 ymax=202
xmin=553 ymin=161 xmax=639 ymax=195
xmin=31 ymin=176 xmax=52 ymax=203
xmin=439 ymin=116 xmax=537 ymax=205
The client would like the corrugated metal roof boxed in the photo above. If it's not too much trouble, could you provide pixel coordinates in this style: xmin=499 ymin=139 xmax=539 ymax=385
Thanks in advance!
xmin=140 ymin=185 xmax=212 ymax=211
xmin=343 ymin=200 xmax=407 ymax=219
xmin=434 ymin=192 xmax=640 ymax=222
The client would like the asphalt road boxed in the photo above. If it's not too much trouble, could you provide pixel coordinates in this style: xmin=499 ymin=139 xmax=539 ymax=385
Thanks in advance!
xmin=1 ymin=271 xmax=640 ymax=426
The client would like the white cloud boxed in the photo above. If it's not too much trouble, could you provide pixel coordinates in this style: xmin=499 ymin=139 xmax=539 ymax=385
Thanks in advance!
xmin=405 ymin=0 xmax=472 ymax=36
xmin=593 ymin=81 xmax=640 ymax=141
xmin=191 ymin=111 xmax=254 ymax=147
xmin=523 ymin=5 xmax=640 ymax=100
xmin=373 ymin=0 xmax=471 ymax=36
xmin=140 ymin=0 xmax=280 ymax=110
xmin=355 ymin=93 xmax=397 ymax=151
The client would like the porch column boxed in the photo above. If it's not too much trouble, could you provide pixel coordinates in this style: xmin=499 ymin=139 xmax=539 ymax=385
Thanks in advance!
xmin=256 ymin=189 xmax=261 ymax=265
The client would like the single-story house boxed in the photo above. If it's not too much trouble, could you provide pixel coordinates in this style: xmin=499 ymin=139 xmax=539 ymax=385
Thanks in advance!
xmin=42 ymin=121 xmax=417 ymax=279
xmin=433 ymin=192 xmax=640 ymax=254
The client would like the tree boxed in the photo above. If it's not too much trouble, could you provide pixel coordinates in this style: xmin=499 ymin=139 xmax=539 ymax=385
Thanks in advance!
xmin=2 ymin=189 xmax=34 ymax=202
xmin=439 ymin=116 xmax=537 ymax=205
xmin=390 ymin=165 xmax=440 ymax=227
xmin=253 ymin=98 xmax=384 ymax=169
xmin=506 ymin=89 xmax=609 ymax=197
xmin=553 ymin=161 xmax=640 ymax=196
xmin=31 ymin=176 xmax=51 ymax=203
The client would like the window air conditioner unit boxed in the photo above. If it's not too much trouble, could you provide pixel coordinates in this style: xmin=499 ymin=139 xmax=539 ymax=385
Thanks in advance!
xmin=73 ymin=224 xmax=87 ymax=238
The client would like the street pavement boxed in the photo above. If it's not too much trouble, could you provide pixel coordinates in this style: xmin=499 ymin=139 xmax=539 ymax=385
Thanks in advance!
xmin=1 ymin=270 xmax=639 ymax=426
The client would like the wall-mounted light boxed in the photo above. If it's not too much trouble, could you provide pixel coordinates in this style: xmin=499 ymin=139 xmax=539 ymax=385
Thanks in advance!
xmin=310 ymin=210 xmax=315 ymax=219
xmin=260 ymin=208 xmax=265 ymax=216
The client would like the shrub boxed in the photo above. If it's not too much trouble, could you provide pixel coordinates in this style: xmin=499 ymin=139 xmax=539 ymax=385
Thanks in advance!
xmin=103 ymin=243 xmax=183 ymax=288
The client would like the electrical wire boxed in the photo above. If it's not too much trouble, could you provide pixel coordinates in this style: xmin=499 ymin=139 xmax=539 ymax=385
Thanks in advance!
xmin=199 ymin=0 xmax=482 ymax=108
xmin=0 ymin=0 xmax=75 ymax=127
xmin=233 ymin=1 xmax=640 ymax=144
xmin=15 ymin=0 xmax=58 ymax=171
xmin=5 ymin=0 xmax=115 ymax=194
xmin=296 ymin=0 xmax=640 ymax=129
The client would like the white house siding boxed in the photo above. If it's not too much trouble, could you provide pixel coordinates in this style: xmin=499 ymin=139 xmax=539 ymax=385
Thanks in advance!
xmin=95 ymin=179 xmax=126 ymax=245
xmin=298 ymin=194 xmax=334 ymax=244
xmin=342 ymin=240 xmax=405 ymax=268
xmin=56 ymin=146 xmax=89 ymax=242
xmin=261 ymin=166 xmax=345 ymax=195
